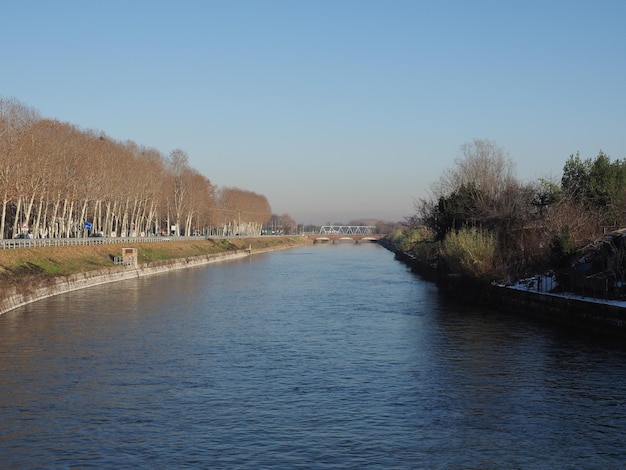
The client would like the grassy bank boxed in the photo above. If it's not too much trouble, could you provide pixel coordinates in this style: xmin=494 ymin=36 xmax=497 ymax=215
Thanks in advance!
xmin=0 ymin=236 xmax=310 ymax=289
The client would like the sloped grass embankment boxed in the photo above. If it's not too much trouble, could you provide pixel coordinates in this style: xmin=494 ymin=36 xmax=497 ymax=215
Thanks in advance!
xmin=0 ymin=236 xmax=309 ymax=312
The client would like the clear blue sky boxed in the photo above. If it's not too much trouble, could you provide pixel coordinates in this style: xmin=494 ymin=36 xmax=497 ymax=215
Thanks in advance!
xmin=2 ymin=1 xmax=625 ymax=224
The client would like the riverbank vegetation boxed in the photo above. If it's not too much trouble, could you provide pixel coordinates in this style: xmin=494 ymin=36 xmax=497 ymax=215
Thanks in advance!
xmin=0 ymin=97 xmax=282 ymax=240
xmin=388 ymin=139 xmax=626 ymax=299
xmin=0 ymin=236 xmax=309 ymax=289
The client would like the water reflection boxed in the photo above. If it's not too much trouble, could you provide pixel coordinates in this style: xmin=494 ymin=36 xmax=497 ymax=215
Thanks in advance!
xmin=1 ymin=245 xmax=626 ymax=468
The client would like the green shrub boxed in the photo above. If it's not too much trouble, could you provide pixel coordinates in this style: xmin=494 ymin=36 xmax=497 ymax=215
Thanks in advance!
xmin=549 ymin=226 xmax=577 ymax=268
xmin=387 ymin=227 xmax=433 ymax=252
xmin=411 ymin=239 xmax=439 ymax=262
xmin=441 ymin=227 xmax=496 ymax=278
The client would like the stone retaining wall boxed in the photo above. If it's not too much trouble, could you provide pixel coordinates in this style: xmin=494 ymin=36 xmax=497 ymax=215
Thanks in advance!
xmin=492 ymin=284 xmax=626 ymax=335
xmin=384 ymin=243 xmax=626 ymax=338
xmin=0 ymin=250 xmax=251 ymax=315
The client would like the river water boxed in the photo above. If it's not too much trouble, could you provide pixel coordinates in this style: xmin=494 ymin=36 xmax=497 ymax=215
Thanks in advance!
xmin=1 ymin=243 xmax=626 ymax=469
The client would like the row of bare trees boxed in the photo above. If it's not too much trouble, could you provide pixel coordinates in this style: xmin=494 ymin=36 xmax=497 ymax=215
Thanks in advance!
xmin=0 ymin=97 xmax=272 ymax=239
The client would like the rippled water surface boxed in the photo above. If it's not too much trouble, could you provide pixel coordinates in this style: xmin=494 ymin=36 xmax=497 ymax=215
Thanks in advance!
xmin=2 ymin=243 xmax=626 ymax=468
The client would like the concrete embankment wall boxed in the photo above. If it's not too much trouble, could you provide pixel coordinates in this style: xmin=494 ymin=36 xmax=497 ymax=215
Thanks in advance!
xmin=491 ymin=285 xmax=626 ymax=335
xmin=385 ymin=243 xmax=626 ymax=337
xmin=435 ymin=268 xmax=626 ymax=337
xmin=0 ymin=250 xmax=252 ymax=315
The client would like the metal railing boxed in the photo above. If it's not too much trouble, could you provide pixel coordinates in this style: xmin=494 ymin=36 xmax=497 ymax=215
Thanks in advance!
xmin=0 ymin=235 xmax=194 ymax=249
xmin=0 ymin=233 xmax=287 ymax=249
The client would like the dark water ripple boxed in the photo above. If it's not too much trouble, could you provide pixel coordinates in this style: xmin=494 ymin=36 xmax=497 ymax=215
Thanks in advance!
xmin=1 ymin=244 xmax=626 ymax=468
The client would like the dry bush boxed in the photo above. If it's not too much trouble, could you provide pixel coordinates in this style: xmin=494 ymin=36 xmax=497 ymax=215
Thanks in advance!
xmin=441 ymin=227 xmax=496 ymax=279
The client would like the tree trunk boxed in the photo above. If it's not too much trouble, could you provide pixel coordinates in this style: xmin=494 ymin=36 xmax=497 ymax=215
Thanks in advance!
xmin=0 ymin=193 xmax=9 ymax=239
xmin=78 ymin=199 xmax=89 ymax=237
xmin=33 ymin=194 xmax=44 ymax=238
xmin=12 ymin=197 xmax=22 ymax=237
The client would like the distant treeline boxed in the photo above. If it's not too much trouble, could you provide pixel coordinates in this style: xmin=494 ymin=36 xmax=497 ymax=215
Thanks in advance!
xmin=391 ymin=139 xmax=626 ymax=283
xmin=0 ymin=97 xmax=272 ymax=239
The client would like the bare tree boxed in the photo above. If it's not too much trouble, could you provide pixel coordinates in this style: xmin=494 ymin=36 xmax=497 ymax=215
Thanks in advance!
xmin=0 ymin=98 xmax=273 ymax=240
xmin=433 ymin=139 xmax=517 ymax=202
xmin=167 ymin=149 xmax=190 ymax=236
xmin=216 ymin=187 xmax=271 ymax=236
xmin=0 ymin=98 xmax=39 ymax=237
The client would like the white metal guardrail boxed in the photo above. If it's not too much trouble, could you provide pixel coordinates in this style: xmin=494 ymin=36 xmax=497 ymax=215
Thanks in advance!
xmin=0 ymin=236 xmax=198 ymax=249
xmin=0 ymin=233 xmax=290 ymax=249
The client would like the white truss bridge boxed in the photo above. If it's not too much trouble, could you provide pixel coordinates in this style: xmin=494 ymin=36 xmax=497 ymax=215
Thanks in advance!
xmin=319 ymin=225 xmax=376 ymax=235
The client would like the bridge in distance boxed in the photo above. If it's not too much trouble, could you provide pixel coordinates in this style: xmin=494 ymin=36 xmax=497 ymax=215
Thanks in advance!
xmin=307 ymin=226 xmax=383 ymax=244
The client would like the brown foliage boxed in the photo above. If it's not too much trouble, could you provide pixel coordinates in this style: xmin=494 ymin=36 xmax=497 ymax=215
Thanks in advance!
xmin=0 ymin=98 xmax=273 ymax=239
